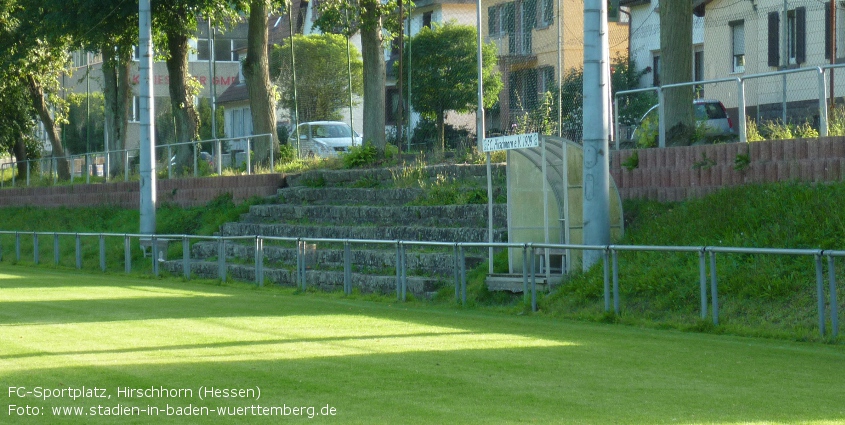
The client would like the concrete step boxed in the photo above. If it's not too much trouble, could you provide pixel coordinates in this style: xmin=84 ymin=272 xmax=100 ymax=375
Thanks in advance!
xmin=218 ymin=222 xmax=505 ymax=244
xmin=241 ymin=204 xmax=507 ymax=228
xmin=285 ymin=163 xmax=506 ymax=188
xmin=160 ymin=261 xmax=447 ymax=297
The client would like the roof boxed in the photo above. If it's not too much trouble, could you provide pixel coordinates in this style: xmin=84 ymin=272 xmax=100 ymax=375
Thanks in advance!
xmin=692 ymin=0 xmax=714 ymax=17
xmin=619 ymin=0 xmax=650 ymax=6
xmin=216 ymin=82 xmax=248 ymax=105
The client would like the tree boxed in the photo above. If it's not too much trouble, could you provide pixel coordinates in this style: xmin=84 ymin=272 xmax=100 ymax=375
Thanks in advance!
xmin=403 ymin=22 xmax=502 ymax=151
xmin=316 ymin=0 xmax=396 ymax=154
xmin=270 ymin=34 xmax=364 ymax=123
xmin=659 ymin=0 xmax=694 ymax=146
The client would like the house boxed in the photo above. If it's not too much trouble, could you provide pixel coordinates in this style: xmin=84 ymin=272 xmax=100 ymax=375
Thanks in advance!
xmin=694 ymin=0 xmax=839 ymax=124
xmin=482 ymin=0 xmax=630 ymax=135
xmin=621 ymin=0 xmax=705 ymax=90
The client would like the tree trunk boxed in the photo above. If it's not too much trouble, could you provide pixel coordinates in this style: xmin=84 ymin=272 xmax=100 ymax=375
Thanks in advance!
xmin=101 ymin=47 xmax=131 ymax=177
xmin=243 ymin=0 xmax=278 ymax=167
xmin=13 ymin=136 xmax=27 ymax=177
xmin=436 ymin=109 xmax=446 ymax=152
xmin=25 ymin=75 xmax=70 ymax=180
xmin=165 ymin=31 xmax=199 ymax=175
xmin=360 ymin=0 xmax=386 ymax=153
xmin=659 ymin=1 xmax=694 ymax=146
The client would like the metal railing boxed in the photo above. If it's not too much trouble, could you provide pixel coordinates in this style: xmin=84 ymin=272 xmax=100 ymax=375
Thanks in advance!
xmin=613 ymin=63 xmax=845 ymax=149
xmin=0 ymin=134 xmax=274 ymax=188
xmin=0 ymin=230 xmax=839 ymax=339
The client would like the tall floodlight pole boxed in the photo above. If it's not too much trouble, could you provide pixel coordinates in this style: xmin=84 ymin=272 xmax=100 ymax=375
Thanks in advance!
xmin=139 ymin=0 xmax=156 ymax=234
xmin=582 ymin=0 xmax=611 ymax=270
xmin=476 ymin=0 xmax=492 ymax=274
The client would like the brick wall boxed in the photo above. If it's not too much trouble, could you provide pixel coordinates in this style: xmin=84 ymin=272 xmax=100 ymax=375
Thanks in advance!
xmin=610 ymin=137 xmax=845 ymax=202
xmin=0 ymin=174 xmax=285 ymax=208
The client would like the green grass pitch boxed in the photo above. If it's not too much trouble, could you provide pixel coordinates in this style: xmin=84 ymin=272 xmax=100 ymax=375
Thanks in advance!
xmin=1 ymin=266 xmax=843 ymax=424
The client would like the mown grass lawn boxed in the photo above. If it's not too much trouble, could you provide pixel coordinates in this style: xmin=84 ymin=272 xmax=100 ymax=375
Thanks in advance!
xmin=1 ymin=266 xmax=844 ymax=424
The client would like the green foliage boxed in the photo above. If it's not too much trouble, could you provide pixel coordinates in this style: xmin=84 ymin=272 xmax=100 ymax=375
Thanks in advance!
xmin=513 ymin=91 xmax=557 ymax=136
xmin=410 ymin=119 xmax=472 ymax=151
xmin=734 ymin=152 xmax=751 ymax=171
xmin=621 ymin=150 xmax=639 ymax=170
xmin=197 ymin=98 xmax=225 ymax=142
xmin=342 ymin=142 xmax=379 ymax=168
xmin=828 ymin=103 xmax=845 ymax=136
xmin=64 ymin=93 xmax=105 ymax=155
xmin=634 ymin=111 xmax=659 ymax=147
xmin=746 ymin=117 xmax=764 ymax=142
xmin=271 ymin=34 xmax=363 ymax=123
xmin=691 ymin=152 xmax=716 ymax=170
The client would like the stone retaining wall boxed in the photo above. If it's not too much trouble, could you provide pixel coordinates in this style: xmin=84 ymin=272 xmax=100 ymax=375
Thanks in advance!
xmin=610 ymin=137 xmax=845 ymax=202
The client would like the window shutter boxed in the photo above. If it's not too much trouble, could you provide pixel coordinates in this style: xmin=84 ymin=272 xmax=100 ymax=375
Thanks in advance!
xmin=796 ymin=7 xmax=806 ymax=64
xmin=524 ymin=0 xmax=537 ymax=30
xmin=488 ymin=6 xmax=497 ymax=36
xmin=768 ymin=12 xmax=780 ymax=67
xmin=826 ymin=2 xmax=832 ymax=59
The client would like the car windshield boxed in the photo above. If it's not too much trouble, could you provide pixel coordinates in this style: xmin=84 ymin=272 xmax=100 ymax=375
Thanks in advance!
xmin=694 ymin=103 xmax=727 ymax=120
xmin=312 ymin=124 xmax=352 ymax=138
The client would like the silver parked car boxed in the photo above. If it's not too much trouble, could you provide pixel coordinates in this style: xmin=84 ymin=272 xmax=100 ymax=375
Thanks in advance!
xmin=631 ymin=99 xmax=736 ymax=146
xmin=289 ymin=121 xmax=363 ymax=158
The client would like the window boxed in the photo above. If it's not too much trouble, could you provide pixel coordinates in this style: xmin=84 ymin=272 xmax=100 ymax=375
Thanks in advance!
xmin=730 ymin=20 xmax=745 ymax=73
xmin=537 ymin=66 xmax=555 ymax=97
xmin=422 ymin=12 xmax=432 ymax=29
xmin=652 ymin=53 xmax=660 ymax=87
xmin=488 ymin=6 xmax=500 ymax=37
xmin=509 ymin=69 xmax=538 ymax=110
xmin=786 ymin=7 xmax=806 ymax=64
xmin=537 ymin=0 xmax=553 ymax=28
xmin=694 ymin=48 xmax=704 ymax=96
xmin=768 ymin=12 xmax=780 ymax=67
xmin=825 ymin=2 xmax=832 ymax=59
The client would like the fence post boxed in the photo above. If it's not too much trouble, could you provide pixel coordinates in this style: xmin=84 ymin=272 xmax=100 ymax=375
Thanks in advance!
xmin=125 ymin=235 xmax=131 ymax=274
xmin=54 ymin=233 xmax=60 ymax=265
xmin=270 ymin=135 xmax=275 ymax=172
xmin=255 ymin=236 xmax=263 ymax=287
xmin=246 ymin=138 xmax=252 ymax=175
xmin=460 ymin=244 xmax=467 ymax=306
xmin=401 ymin=242 xmax=407 ymax=302
xmin=603 ymin=248 xmax=610 ymax=312
xmin=522 ymin=244 xmax=529 ymax=302
xmin=709 ymin=251 xmax=719 ymax=326
xmin=33 ymin=233 xmax=39 ymax=265
xmin=815 ymin=254 xmax=826 ymax=337
xmin=15 ymin=232 xmax=20 ymax=262
xmin=657 ymin=88 xmax=666 ymax=148
xmin=167 ymin=145 xmax=173 ymax=179
xmin=85 ymin=154 xmax=90 ymax=184
xmin=152 ymin=235 xmax=159 ymax=277
xmin=75 ymin=234 xmax=81 ymax=269
xmin=296 ymin=238 xmax=304 ymax=291
xmin=818 ymin=68 xmax=829 ymax=137
xmin=530 ymin=246 xmax=537 ymax=313
xmin=26 ymin=161 xmax=30 ymax=186
xmin=395 ymin=241 xmax=402 ymax=301
xmin=99 ymin=234 xmax=106 ymax=272
xmin=699 ymin=249 xmax=708 ymax=320
xmin=828 ymin=255 xmax=839 ymax=338
xmin=454 ymin=243 xmax=460 ymax=302
xmin=612 ymin=248 xmax=620 ymax=315
xmin=344 ymin=240 xmax=351 ymax=295
xmin=737 ymin=78 xmax=747 ymax=143
xmin=183 ymin=236 xmax=191 ymax=280
xmin=218 ymin=237 xmax=226 ymax=282
xmin=124 ymin=150 xmax=130 ymax=182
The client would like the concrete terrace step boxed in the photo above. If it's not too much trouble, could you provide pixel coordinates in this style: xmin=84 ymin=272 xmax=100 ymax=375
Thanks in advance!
xmin=218 ymin=222 xmax=506 ymax=244
xmin=276 ymin=187 xmax=423 ymax=205
xmin=189 ymin=242 xmax=485 ymax=277
xmin=241 ymin=204 xmax=507 ymax=228
xmin=161 ymin=261 xmax=445 ymax=297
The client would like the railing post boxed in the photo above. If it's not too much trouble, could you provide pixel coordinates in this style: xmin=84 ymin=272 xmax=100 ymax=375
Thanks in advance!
xmin=183 ymin=236 xmax=191 ymax=280
xmin=530 ymin=246 xmax=537 ymax=313
xmin=737 ymin=80 xmax=747 ymax=144
xmin=53 ymin=233 xmax=60 ymax=265
xmin=828 ymin=255 xmax=839 ymax=338
xmin=255 ymin=236 xmax=263 ymax=286
xmin=124 ymin=150 xmax=130 ymax=182
xmin=603 ymin=247 xmax=610 ymax=312
xmin=709 ymin=251 xmax=719 ymax=326
xmin=270 ymin=134 xmax=275 ymax=172
xmin=815 ymin=254 xmax=826 ymax=337
xmin=15 ymin=232 xmax=20 ymax=262
xmin=167 ymin=145 xmax=173 ymax=179
xmin=818 ymin=68 xmax=829 ymax=137
xmin=296 ymin=238 xmax=304 ymax=291
xmin=699 ymin=249 xmax=708 ymax=320
xmin=75 ymin=234 xmax=81 ymax=269
xmin=152 ymin=235 xmax=159 ymax=277
xmin=395 ymin=241 xmax=402 ymax=301
xmin=454 ymin=243 xmax=460 ymax=302
xmin=125 ymin=235 xmax=131 ymax=274
xmin=99 ymin=234 xmax=106 ymax=272
xmin=85 ymin=154 xmax=91 ymax=184
xmin=218 ymin=237 xmax=226 ymax=282
xmin=26 ymin=161 xmax=30 ymax=186
xmin=612 ymin=248 xmax=620 ymax=315
xmin=246 ymin=138 xmax=252 ymax=175
xmin=401 ymin=242 xmax=407 ymax=302
xmin=657 ymin=87 xmax=666 ymax=148
xmin=522 ymin=244 xmax=529 ymax=302
xmin=216 ymin=139 xmax=223 ymax=175
xmin=344 ymin=240 xmax=351 ymax=295
xmin=33 ymin=233 xmax=39 ymax=265
xmin=460 ymin=244 xmax=467 ymax=306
